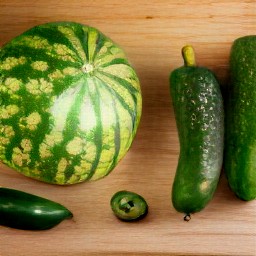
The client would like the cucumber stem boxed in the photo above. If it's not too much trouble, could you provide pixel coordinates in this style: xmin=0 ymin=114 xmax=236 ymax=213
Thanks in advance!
xmin=182 ymin=45 xmax=196 ymax=67
xmin=184 ymin=214 xmax=191 ymax=221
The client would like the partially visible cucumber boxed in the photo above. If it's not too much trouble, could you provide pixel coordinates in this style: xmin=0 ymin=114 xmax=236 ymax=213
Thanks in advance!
xmin=224 ymin=35 xmax=256 ymax=201
xmin=170 ymin=46 xmax=224 ymax=219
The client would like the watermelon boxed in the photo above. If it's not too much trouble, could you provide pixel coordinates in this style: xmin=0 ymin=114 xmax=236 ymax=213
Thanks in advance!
xmin=0 ymin=22 xmax=142 ymax=185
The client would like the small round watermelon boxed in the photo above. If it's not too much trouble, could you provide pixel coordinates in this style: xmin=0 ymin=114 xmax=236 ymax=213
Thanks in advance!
xmin=0 ymin=22 xmax=142 ymax=185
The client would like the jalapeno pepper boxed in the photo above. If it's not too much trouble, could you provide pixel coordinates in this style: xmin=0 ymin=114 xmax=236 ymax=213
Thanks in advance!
xmin=0 ymin=187 xmax=73 ymax=230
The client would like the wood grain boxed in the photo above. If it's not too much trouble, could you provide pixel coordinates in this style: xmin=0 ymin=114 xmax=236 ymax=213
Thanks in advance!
xmin=0 ymin=1 xmax=256 ymax=255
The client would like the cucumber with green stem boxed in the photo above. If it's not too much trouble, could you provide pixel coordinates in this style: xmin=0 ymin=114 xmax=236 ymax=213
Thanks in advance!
xmin=170 ymin=45 xmax=224 ymax=219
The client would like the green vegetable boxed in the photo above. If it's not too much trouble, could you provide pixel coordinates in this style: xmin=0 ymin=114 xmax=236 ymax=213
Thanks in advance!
xmin=0 ymin=21 xmax=142 ymax=185
xmin=0 ymin=187 xmax=72 ymax=230
xmin=110 ymin=190 xmax=148 ymax=221
xmin=170 ymin=45 xmax=224 ymax=219
xmin=224 ymin=35 xmax=256 ymax=201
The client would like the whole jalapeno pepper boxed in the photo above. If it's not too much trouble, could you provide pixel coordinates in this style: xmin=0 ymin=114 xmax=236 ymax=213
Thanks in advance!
xmin=0 ymin=187 xmax=73 ymax=230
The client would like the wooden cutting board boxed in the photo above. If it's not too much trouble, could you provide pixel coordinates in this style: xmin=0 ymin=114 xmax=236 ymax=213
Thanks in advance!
xmin=0 ymin=1 xmax=255 ymax=255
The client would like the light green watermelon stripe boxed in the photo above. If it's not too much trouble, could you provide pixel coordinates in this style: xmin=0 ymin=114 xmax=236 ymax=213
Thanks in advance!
xmin=74 ymin=23 xmax=102 ymax=64
xmin=87 ymin=27 xmax=100 ymax=63
xmin=98 ymin=57 xmax=130 ymax=68
xmin=90 ymin=30 xmax=106 ymax=63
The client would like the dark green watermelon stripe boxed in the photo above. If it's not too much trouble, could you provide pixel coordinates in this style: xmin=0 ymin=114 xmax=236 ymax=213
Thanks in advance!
xmin=27 ymin=111 xmax=52 ymax=169
xmin=82 ymin=77 xmax=106 ymax=180
xmin=98 ymin=57 xmax=130 ymax=68
xmin=24 ymin=25 xmax=71 ymax=46
xmin=28 ymin=25 xmax=85 ymax=63
xmin=99 ymin=83 xmax=121 ymax=177
xmin=98 ymin=69 xmax=140 ymax=94
xmin=52 ymin=72 xmax=83 ymax=97
xmin=95 ymin=74 xmax=134 ymax=120
xmin=57 ymin=25 xmax=87 ymax=64
xmin=0 ymin=45 xmax=81 ymax=76
xmin=76 ymin=25 xmax=90 ymax=63
xmin=95 ymin=71 xmax=138 ymax=122
xmin=35 ymin=77 xmax=88 ymax=183
xmin=62 ymin=79 xmax=87 ymax=141
xmin=64 ymin=25 xmax=105 ymax=69
xmin=62 ymin=79 xmax=88 ymax=182
xmin=9 ymin=27 xmax=83 ymax=65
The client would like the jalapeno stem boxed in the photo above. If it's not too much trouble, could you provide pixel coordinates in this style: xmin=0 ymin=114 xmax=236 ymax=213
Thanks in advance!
xmin=182 ymin=45 xmax=196 ymax=67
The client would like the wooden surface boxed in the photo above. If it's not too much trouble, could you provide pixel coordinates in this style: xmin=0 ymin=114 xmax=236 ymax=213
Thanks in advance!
xmin=0 ymin=1 xmax=256 ymax=255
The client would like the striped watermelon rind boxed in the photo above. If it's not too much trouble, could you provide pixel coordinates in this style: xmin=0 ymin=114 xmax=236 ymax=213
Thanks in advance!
xmin=0 ymin=22 xmax=142 ymax=185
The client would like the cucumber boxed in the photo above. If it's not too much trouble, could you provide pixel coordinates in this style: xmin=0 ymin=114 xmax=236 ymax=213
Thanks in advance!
xmin=170 ymin=46 xmax=224 ymax=219
xmin=224 ymin=35 xmax=256 ymax=201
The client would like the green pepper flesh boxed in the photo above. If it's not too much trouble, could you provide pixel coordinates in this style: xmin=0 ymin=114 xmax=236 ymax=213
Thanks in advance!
xmin=110 ymin=190 xmax=148 ymax=221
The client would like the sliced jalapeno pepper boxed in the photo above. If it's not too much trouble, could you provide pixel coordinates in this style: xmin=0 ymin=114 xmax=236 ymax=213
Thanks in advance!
xmin=110 ymin=190 xmax=148 ymax=221
xmin=0 ymin=187 xmax=73 ymax=230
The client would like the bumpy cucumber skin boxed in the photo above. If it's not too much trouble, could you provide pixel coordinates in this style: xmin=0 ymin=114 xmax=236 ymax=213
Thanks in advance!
xmin=170 ymin=67 xmax=224 ymax=215
xmin=224 ymin=36 xmax=256 ymax=201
